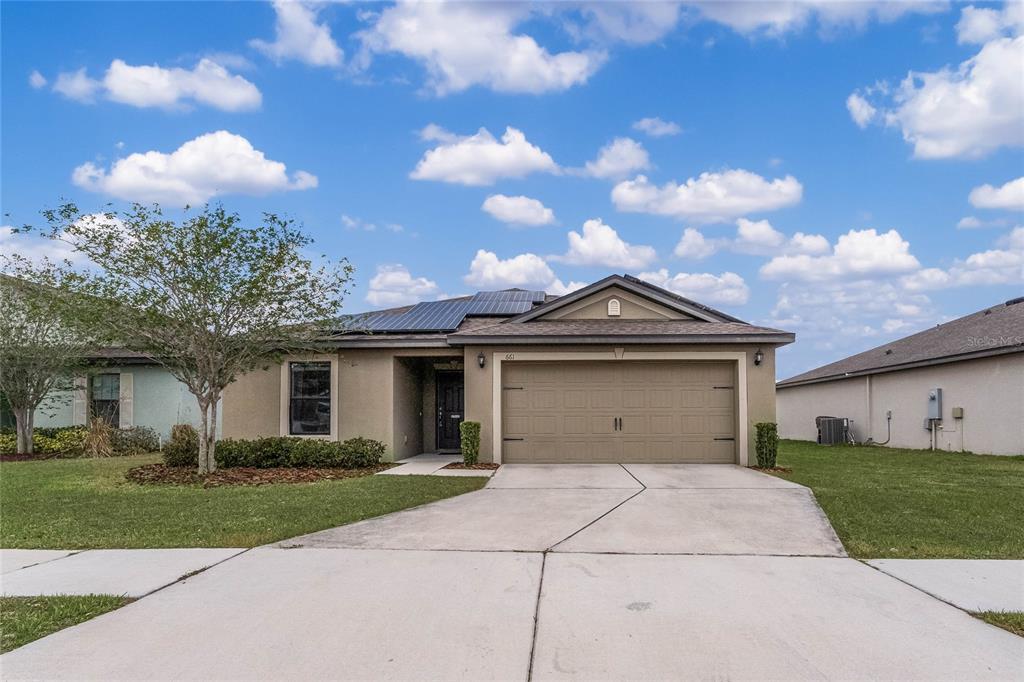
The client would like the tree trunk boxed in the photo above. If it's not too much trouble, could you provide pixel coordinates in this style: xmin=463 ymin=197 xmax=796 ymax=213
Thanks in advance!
xmin=197 ymin=399 xmax=210 ymax=475
xmin=206 ymin=397 xmax=218 ymax=473
xmin=14 ymin=407 xmax=34 ymax=456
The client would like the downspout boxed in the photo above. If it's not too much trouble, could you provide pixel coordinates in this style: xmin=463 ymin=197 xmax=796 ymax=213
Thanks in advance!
xmin=864 ymin=375 xmax=872 ymax=444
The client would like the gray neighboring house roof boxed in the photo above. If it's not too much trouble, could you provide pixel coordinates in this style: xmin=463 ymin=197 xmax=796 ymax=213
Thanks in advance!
xmin=777 ymin=297 xmax=1024 ymax=388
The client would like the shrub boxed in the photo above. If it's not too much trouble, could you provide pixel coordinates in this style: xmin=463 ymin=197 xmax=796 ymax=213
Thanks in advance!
xmin=163 ymin=424 xmax=199 ymax=467
xmin=338 ymin=437 xmax=387 ymax=468
xmin=83 ymin=418 xmax=115 ymax=458
xmin=213 ymin=436 xmax=386 ymax=469
xmin=31 ymin=428 xmax=87 ymax=457
xmin=459 ymin=421 xmax=481 ymax=466
xmin=0 ymin=433 xmax=16 ymax=456
xmin=755 ymin=422 xmax=779 ymax=468
xmin=112 ymin=426 xmax=160 ymax=456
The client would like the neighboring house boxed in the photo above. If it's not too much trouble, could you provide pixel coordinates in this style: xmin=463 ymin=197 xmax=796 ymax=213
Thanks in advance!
xmin=777 ymin=298 xmax=1024 ymax=456
xmin=222 ymin=275 xmax=794 ymax=464
xmin=29 ymin=350 xmax=211 ymax=440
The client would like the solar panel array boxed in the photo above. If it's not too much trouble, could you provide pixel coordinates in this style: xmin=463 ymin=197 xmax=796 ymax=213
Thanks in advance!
xmin=354 ymin=290 xmax=546 ymax=332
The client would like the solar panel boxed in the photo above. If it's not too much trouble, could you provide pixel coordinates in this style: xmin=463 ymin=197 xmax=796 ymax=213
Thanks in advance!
xmin=350 ymin=289 xmax=546 ymax=332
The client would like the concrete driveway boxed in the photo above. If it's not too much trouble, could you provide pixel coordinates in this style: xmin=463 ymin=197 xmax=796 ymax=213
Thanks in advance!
xmin=3 ymin=464 xmax=1021 ymax=680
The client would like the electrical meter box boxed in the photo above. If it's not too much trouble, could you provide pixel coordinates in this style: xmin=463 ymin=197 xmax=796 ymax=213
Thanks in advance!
xmin=927 ymin=388 xmax=942 ymax=420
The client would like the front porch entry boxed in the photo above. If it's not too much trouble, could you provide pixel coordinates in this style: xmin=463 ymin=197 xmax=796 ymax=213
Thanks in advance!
xmin=392 ymin=355 xmax=465 ymax=459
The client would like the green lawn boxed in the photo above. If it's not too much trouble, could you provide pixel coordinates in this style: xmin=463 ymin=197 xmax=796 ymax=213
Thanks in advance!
xmin=0 ymin=595 xmax=131 ymax=653
xmin=0 ymin=455 xmax=487 ymax=549
xmin=775 ymin=440 xmax=1024 ymax=559
xmin=975 ymin=612 xmax=1024 ymax=638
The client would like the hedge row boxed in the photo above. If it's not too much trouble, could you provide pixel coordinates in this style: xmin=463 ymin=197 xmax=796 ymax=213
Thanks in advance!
xmin=162 ymin=426 xmax=386 ymax=470
xmin=0 ymin=426 xmax=159 ymax=457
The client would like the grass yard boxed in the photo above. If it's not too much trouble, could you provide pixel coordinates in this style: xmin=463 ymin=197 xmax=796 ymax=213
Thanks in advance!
xmin=775 ymin=440 xmax=1024 ymax=559
xmin=975 ymin=612 xmax=1024 ymax=638
xmin=0 ymin=455 xmax=487 ymax=549
xmin=0 ymin=595 xmax=131 ymax=653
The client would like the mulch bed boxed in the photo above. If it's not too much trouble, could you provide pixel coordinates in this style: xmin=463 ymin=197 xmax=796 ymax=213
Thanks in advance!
xmin=125 ymin=463 xmax=394 ymax=488
xmin=0 ymin=453 xmax=61 ymax=463
xmin=442 ymin=462 xmax=500 ymax=470
xmin=749 ymin=466 xmax=793 ymax=473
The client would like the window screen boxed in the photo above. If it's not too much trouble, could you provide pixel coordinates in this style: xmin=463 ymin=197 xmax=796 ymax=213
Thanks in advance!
xmin=289 ymin=362 xmax=331 ymax=435
xmin=91 ymin=374 xmax=120 ymax=427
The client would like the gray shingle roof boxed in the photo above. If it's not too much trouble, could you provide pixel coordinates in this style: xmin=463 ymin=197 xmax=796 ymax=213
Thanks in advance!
xmin=778 ymin=297 xmax=1024 ymax=387
xmin=447 ymin=319 xmax=793 ymax=343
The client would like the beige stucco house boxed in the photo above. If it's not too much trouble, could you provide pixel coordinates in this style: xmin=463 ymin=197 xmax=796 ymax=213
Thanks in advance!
xmin=222 ymin=275 xmax=794 ymax=464
xmin=777 ymin=297 xmax=1024 ymax=456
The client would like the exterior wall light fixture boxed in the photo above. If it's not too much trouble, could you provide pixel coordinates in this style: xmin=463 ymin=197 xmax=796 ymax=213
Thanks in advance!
xmin=477 ymin=352 xmax=486 ymax=369
xmin=754 ymin=349 xmax=764 ymax=366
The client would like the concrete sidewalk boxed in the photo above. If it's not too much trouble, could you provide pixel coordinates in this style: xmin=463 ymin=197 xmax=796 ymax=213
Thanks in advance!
xmin=868 ymin=559 xmax=1024 ymax=612
xmin=2 ymin=464 xmax=1021 ymax=680
xmin=0 ymin=548 xmax=245 ymax=598
xmin=376 ymin=453 xmax=496 ymax=478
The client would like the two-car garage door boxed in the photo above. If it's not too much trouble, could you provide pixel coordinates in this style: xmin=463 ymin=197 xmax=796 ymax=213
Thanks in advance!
xmin=501 ymin=361 xmax=736 ymax=464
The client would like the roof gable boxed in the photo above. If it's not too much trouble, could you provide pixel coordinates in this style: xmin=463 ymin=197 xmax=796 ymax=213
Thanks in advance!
xmin=537 ymin=286 xmax=692 ymax=321
xmin=509 ymin=275 xmax=744 ymax=324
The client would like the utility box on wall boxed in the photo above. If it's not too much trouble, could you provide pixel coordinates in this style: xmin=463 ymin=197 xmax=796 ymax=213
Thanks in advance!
xmin=928 ymin=388 xmax=943 ymax=420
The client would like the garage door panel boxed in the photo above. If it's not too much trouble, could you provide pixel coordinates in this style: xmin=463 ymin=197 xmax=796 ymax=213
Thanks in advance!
xmin=708 ymin=387 xmax=734 ymax=408
xmin=502 ymin=361 xmax=736 ymax=464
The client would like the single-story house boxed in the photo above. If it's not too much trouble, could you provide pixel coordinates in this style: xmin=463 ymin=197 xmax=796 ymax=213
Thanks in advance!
xmin=221 ymin=275 xmax=794 ymax=464
xmin=2 ymin=350 xmax=213 ymax=440
xmin=777 ymin=297 xmax=1024 ymax=456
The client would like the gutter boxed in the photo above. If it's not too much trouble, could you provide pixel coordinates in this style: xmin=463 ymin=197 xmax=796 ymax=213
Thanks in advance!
xmin=446 ymin=333 xmax=795 ymax=346
xmin=776 ymin=345 xmax=1024 ymax=389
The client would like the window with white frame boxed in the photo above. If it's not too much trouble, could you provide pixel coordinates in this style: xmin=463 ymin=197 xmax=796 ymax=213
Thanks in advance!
xmin=289 ymin=362 xmax=331 ymax=435
xmin=90 ymin=373 xmax=120 ymax=426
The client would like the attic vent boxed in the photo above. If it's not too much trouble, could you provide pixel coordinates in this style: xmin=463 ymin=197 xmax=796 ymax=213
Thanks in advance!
xmin=607 ymin=298 xmax=621 ymax=317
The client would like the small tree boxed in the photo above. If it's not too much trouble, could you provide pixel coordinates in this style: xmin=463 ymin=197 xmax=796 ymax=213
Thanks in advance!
xmin=12 ymin=203 xmax=353 ymax=473
xmin=0 ymin=272 xmax=95 ymax=455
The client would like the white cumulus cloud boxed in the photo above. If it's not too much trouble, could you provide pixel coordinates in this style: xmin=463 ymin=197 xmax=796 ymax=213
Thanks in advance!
xmin=733 ymin=218 xmax=829 ymax=256
xmin=366 ymin=265 xmax=442 ymax=307
xmin=52 ymin=59 xmax=261 ymax=111
xmin=760 ymin=228 xmax=921 ymax=282
xmin=611 ymin=169 xmax=803 ymax=223
xmin=969 ymin=176 xmax=1024 ymax=211
xmin=691 ymin=1 xmax=945 ymax=37
xmin=583 ymin=138 xmax=651 ymax=180
xmin=846 ymin=92 xmax=877 ymax=128
xmin=902 ymin=227 xmax=1024 ymax=291
xmin=411 ymin=126 xmax=558 ymax=186
xmin=71 ymin=130 xmax=317 ymax=205
xmin=53 ymin=68 xmax=102 ymax=102
xmin=553 ymin=218 xmax=656 ymax=269
xmin=637 ymin=268 xmax=749 ymax=306
xmin=251 ymin=0 xmax=343 ymax=67
xmin=673 ymin=228 xmax=719 ymax=260
xmin=28 ymin=70 xmax=47 ymax=89
xmin=358 ymin=1 xmax=605 ymax=96
xmin=956 ymin=3 xmax=1023 ymax=44
xmin=481 ymin=195 xmax=556 ymax=226
xmin=854 ymin=35 xmax=1024 ymax=159
xmin=632 ymin=116 xmax=682 ymax=137
xmin=464 ymin=249 xmax=583 ymax=295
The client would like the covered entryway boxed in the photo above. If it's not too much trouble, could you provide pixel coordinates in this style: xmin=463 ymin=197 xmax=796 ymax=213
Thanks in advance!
xmin=501 ymin=361 xmax=736 ymax=464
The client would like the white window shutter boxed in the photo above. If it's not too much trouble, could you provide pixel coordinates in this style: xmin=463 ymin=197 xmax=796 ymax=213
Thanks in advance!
xmin=72 ymin=377 xmax=88 ymax=426
xmin=118 ymin=373 xmax=133 ymax=429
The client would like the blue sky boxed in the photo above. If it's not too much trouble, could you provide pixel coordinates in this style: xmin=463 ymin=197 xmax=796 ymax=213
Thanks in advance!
xmin=2 ymin=1 xmax=1022 ymax=378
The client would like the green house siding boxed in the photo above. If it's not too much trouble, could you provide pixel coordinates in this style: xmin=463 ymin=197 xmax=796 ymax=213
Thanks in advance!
xmin=32 ymin=366 xmax=219 ymax=439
